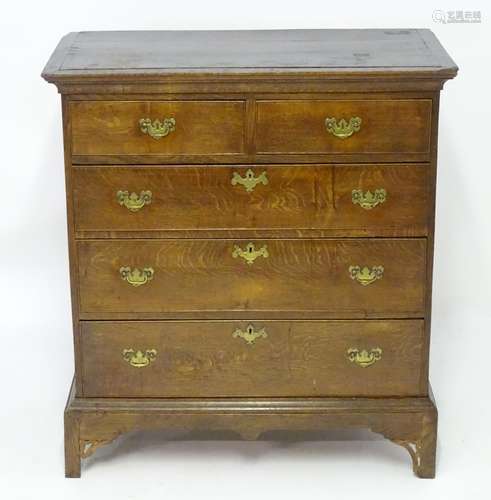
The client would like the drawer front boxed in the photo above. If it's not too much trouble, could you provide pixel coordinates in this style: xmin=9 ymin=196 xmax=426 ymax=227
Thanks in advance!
xmin=77 ymin=239 xmax=426 ymax=317
xmin=80 ymin=320 xmax=425 ymax=397
xmin=256 ymin=99 xmax=431 ymax=155
xmin=70 ymin=101 xmax=246 ymax=156
xmin=73 ymin=164 xmax=428 ymax=236
xmin=326 ymin=164 xmax=428 ymax=234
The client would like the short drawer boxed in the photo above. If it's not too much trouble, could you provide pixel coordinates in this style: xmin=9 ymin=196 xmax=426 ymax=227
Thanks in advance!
xmin=70 ymin=100 xmax=246 ymax=157
xmin=72 ymin=164 xmax=428 ymax=237
xmin=256 ymin=99 xmax=432 ymax=155
xmin=80 ymin=320 xmax=425 ymax=397
xmin=77 ymin=238 xmax=426 ymax=318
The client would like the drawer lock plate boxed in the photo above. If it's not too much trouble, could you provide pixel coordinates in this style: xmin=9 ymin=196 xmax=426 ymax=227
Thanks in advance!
xmin=231 ymin=169 xmax=268 ymax=192
xmin=233 ymin=324 xmax=268 ymax=345
xmin=232 ymin=242 xmax=269 ymax=265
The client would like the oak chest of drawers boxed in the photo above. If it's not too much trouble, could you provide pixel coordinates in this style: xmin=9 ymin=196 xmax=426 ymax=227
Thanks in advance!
xmin=42 ymin=29 xmax=457 ymax=478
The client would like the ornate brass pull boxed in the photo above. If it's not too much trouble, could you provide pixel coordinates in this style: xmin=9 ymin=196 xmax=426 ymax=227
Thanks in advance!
xmin=352 ymin=189 xmax=387 ymax=210
xmin=347 ymin=347 xmax=382 ymax=367
xmin=233 ymin=324 xmax=268 ymax=345
xmin=231 ymin=169 xmax=268 ymax=192
xmin=325 ymin=116 xmax=362 ymax=139
xmin=116 ymin=190 xmax=152 ymax=212
xmin=119 ymin=266 xmax=154 ymax=287
xmin=232 ymin=242 xmax=269 ymax=265
xmin=139 ymin=117 xmax=176 ymax=139
xmin=122 ymin=348 xmax=157 ymax=368
xmin=349 ymin=265 xmax=384 ymax=286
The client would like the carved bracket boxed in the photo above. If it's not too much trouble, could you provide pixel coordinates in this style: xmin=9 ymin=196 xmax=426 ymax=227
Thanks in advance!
xmin=372 ymin=413 xmax=437 ymax=478
xmin=80 ymin=436 xmax=119 ymax=459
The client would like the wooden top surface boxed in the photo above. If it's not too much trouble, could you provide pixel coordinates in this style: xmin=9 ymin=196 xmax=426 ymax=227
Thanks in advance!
xmin=42 ymin=29 xmax=457 ymax=82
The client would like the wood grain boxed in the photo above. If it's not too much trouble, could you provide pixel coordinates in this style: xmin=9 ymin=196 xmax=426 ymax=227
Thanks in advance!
xmin=72 ymin=164 xmax=428 ymax=236
xmin=66 ymin=381 xmax=438 ymax=477
xmin=77 ymin=238 xmax=426 ymax=317
xmin=70 ymin=100 xmax=246 ymax=156
xmin=42 ymin=30 xmax=458 ymax=82
xmin=41 ymin=28 xmax=458 ymax=478
xmin=256 ymin=99 xmax=431 ymax=155
xmin=80 ymin=320 xmax=425 ymax=398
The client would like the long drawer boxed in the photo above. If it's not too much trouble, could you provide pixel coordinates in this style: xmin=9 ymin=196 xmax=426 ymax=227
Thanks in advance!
xmin=256 ymin=99 xmax=432 ymax=155
xmin=77 ymin=238 xmax=426 ymax=318
xmin=72 ymin=164 xmax=429 ymax=237
xmin=80 ymin=320 xmax=425 ymax=398
xmin=70 ymin=100 xmax=246 ymax=156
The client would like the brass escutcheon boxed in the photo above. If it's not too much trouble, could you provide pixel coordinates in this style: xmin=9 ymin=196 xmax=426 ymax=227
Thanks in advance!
xmin=325 ymin=116 xmax=362 ymax=139
xmin=351 ymin=188 xmax=387 ymax=210
xmin=117 ymin=190 xmax=152 ymax=212
xmin=349 ymin=265 xmax=384 ymax=286
xmin=232 ymin=242 xmax=269 ymax=265
xmin=122 ymin=348 xmax=157 ymax=368
xmin=347 ymin=347 xmax=382 ymax=367
xmin=119 ymin=266 xmax=154 ymax=287
xmin=231 ymin=169 xmax=268 ymax=192
xmin=233 ymin=324 xmax=268 ymax=345
xmin=139 ymin=117 xmax=176 ymax=139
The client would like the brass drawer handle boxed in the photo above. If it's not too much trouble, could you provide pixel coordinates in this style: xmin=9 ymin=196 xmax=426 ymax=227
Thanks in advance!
xmin=122 ymin=348 xmax=157 ymax=368
xmin=352 ymin=188 xmax=387 ymax=210
xmin=325 ymin=116 xmax=362 ymax=139
xmin=232 ymin=242 xmax=269 ymax=265
xmin=231 ymin=169 xmax=268 ymax=192
xmin=139 ymin=117 xmax=176 ymax=139
xmin=347 ymin=347 xmax=382 ymax=367
xmin=349 ymin=265 xmax=384 ymax=286
xmin=119 ymin=266 xmax=154 ymax=287
xmin=117 ymin=190 xmax=152 ymax=212
xmin=233 ymin=324 xmax=267 ymax=345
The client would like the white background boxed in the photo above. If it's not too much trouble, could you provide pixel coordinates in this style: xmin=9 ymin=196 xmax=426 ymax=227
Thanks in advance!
xmin=1 ymin=0 xmax=489 ymax=498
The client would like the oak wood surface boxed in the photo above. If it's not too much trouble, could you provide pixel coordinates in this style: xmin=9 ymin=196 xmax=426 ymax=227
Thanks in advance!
xmin=67 ymin=92 xmax=436 ymax=165
xmin=65 ymin=379 xmax=438 ymax=478
xmin=421 ymin=90 xmax=441 ymax=395
xmin=70 ymin=100 xmax=246 ymax=156
xmin=72 ymin=164 xmax=428 ymax=236
xmin=61 ymin=97 xmax=84 ymax=396
xmin=42 ymin=29 xmax=457 ymax=81
xmin=41 ymin=28 xmax=457 ymax=478
xmin=256 ymin=99 xmax=431 ymax=154
xmin=80 ymin=320 xmax=425 ymax=398
xmin=77 ymin=238 xmax=426 ymax=317
xmin=59 ymin=80 xmax=451 ymax=96
xmin=72 ymin=151 xmax=431 ymax=166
